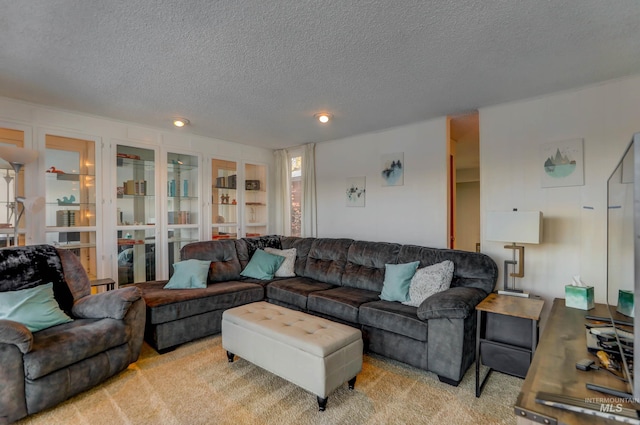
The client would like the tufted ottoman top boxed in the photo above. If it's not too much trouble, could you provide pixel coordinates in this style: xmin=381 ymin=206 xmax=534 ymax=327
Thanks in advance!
xmin=222 ymin=302 xmax=361 ymax=358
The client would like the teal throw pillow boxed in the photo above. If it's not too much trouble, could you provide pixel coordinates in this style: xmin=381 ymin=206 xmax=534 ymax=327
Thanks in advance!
xmin=0 ymin=282 xmax=73 ymax=332
xmin=164 ymin=259 xmax=212 ymax=289
xmin=380 ymin=261 xmax=420 ymax=302
xmin=240 ymin=249 xmax=286 ymax=280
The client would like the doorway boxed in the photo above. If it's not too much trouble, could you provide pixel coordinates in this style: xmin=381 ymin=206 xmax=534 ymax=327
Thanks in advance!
xmin=447 ymin=112 xmax=480 ymax=252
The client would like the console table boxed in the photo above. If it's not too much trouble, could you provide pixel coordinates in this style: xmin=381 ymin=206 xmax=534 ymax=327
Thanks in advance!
xmin=515 ymin=298 xmax=638 ymax=425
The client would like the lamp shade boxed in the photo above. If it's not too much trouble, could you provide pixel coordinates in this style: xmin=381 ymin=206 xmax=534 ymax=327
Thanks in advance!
xmin=0 ymin=145 xmax=38 ymax=165
xmin=486 ymin=211 xmax=543 ymax=244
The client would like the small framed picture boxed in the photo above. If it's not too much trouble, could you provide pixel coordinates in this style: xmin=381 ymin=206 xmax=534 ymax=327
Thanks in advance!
xmin=245 ymin=180 xmax=261 ymax=190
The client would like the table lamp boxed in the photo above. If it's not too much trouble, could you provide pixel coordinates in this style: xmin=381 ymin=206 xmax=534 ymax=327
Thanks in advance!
xmin=0 ymin=145 xmax=39 ymax=246
xmin=485 ymin=209 xmax=543 ymax=296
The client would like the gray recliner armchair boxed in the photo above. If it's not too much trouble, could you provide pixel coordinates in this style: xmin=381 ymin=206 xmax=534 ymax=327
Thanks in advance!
xmin=0 ymin=245 xmax=146 ymax=424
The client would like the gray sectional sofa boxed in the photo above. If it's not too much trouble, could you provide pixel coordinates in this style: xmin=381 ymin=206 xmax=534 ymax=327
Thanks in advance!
xmin=135 ymin=236 xmax=497 ymax=386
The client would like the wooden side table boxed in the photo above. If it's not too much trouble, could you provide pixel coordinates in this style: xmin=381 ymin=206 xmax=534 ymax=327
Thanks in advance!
xmin=90 ymin=278 xmax=116 ymax=291
xmin=475 ymin=293 xmax=544 ymax=397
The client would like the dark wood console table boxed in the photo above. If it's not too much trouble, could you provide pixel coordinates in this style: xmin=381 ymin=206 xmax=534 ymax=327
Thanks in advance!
xmin=515 ymin=298 xmax=638 ymax=424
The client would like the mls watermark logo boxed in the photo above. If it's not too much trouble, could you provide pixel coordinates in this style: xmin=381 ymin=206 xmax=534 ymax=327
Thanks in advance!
xmin=600 ymin=403 xmax=624 ymax=413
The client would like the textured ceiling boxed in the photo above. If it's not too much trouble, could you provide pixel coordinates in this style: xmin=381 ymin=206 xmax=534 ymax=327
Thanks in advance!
xmin=1 ymin=1 xmax=639 ymax=149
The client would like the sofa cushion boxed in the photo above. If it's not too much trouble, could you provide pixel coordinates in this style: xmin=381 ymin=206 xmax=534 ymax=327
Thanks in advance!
xmin=304 ymin=238 xmax=353 ymax=285
xmin=359 ymin=301 xmax=428 ymax=342
xmin=402 ymin=260 xmax=454 ymax=307
xmin=307 ymin=287 xmax=379 ymax=324
xmin=240 ymin=249 xmax=285 ymax=280
xmin=164 ymin=259 xmax=212 ymax=289
xmin=180 ymin=240 xmax=242 ymax=282
xmin=0 ymin=283 xmax=73 ymax=332
xmin=236 ymin=235 xmax=283 ymax=269
xmin=0 ymin=244 xmax=73 ymax=314
xmin=23 ymin=317 xmax=128 ymax=380
xmin=280 ymin=237 xmax=315 ymax=276
xmin=379 ymin=261 xmax=420 ymax=302
xmin=266 ymin=277 xmax=335 ymax=310
xmin=397 ymin=245 xmax=497 ymax=294
xmin=264 ymin=247 xmax=297 ymax=277
xmin=342 ymin=240 xmax=400 ymax=292
xmin=137 ymin=280 xmax=264 ymax=324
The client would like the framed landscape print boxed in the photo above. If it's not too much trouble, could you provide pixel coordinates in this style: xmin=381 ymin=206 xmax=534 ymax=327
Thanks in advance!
xmin=541 ymin=138 xmax=584 ymax=188
xmin=381 ymin=153 xmax=404 ymax=186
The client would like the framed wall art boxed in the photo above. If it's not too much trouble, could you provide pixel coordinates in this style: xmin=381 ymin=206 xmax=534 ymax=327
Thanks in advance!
xmin=541 ymin=138 xmax=584 ymax=188
xmin=346 ymin=177 xmax=366 ymax=207
xmin=381 ymin=152 xmax=404 ymax=186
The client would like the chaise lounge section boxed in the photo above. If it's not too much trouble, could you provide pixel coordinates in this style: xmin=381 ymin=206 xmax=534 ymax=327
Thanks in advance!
xmin=135 ymin=235 xmax=497 ymax=385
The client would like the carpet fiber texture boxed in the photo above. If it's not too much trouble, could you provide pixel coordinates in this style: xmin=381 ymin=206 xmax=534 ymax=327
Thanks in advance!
xmin=16 ymin=335 xmax=520 ymax=424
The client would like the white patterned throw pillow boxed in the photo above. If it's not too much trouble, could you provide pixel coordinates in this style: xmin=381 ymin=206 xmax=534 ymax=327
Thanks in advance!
xmin=402 ymin=260 xmax=454 ymax=307
xmin=264 ymin=247 xmax=297 ymax=277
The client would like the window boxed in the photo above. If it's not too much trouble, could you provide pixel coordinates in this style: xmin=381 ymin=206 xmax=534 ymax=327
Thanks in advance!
xmin=290 ymin=155 xmax=302 ymax=237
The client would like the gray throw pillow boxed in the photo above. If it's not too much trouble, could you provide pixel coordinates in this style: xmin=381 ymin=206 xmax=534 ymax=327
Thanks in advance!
xmin=264 ymin=247 xmax=297 ymax=277
xmin=402 ymin=260 xmax=454 ymax=307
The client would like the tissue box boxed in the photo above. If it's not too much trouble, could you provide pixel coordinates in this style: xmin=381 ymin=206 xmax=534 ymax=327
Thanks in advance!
xmin=565 ymin=285 xmax=594 ymax=310
xmin=617 ymin=290 xmax=634 ymax=317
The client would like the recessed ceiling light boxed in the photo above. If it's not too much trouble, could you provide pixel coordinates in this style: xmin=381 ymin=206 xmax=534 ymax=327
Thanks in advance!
xmin=172 ymin=118 xmax=190 ymax=128
xmin=314 ymin=113 xmax=332 ymax=124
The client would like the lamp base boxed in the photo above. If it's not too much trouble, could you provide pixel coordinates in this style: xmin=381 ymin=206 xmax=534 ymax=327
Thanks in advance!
xmin=498 ymin=289 xmax=530 ymax=298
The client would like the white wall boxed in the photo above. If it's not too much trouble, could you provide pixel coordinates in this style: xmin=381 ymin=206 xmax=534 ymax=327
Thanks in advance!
xmin=480 ymin=74 xmax=640 ymax=320
xmin=316 ymin=118 xmax=448 ymax=247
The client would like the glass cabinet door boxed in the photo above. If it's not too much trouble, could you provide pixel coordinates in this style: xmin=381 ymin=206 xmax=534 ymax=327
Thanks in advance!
xmin=167 ymin=152 xmax=199 ymax=275
xmin=0 ymin=127 xmax=25 ymax=247
xmin=116 ymin=145 xmax=156 ymax=285
xmin=45 ymin=135 xmax=98 ymax=279
xmin=244 ymin=162 xmax=268 ymax=237
xmin=211 ymin=158 xmax=238 ymax=240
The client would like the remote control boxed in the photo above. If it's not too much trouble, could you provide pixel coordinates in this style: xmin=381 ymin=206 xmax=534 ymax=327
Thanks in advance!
xmin=575 ymin=358 xmax=595 ymax=371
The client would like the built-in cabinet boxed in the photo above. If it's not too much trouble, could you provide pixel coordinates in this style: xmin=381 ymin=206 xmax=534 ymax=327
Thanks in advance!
xmin=210 ymin=159 xmax=268 ymax=239
xmin=243 ymin=162 xmax=268 ymax=237
xmin=0 ymin=128 xmax=26 ymax=247
xmin=0 ymin=126 xmax=271 ymax=286
xmin=166 ymin=152 xmax=200 ymax=276
xmin=45 ymin=134 xmax=99 ymax=279
xmin=115 ymin=145 xmax=157 ymax=285
xmin=211 ymin=158 xmax=238 ymax=240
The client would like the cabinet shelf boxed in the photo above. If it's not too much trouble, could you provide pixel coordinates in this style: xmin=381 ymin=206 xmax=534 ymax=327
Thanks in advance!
xmin=56 ymin=173 xmax=94 ymax=181
xmin=54 ymin=242 xmax=97 ymax=250
xmin=118 ymin=194 xmax=155 ymax=198
xmin=245 ymin=202 xmax=266 ymax=206
xmin=168 ymin=196 xmax=198 ymax=201
xmin=116 ymin=156 xmax=154 ymax=169
xmin=46 ymin=226 xmax=96 ymax=232
xmin=168 ymin=163 xmax=197 ymax=172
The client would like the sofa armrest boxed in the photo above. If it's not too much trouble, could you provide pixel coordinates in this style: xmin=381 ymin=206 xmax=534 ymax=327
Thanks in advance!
xmin=0 ymin=319 xmax=33 ymax=354
xmin=72 ymin=286 xmax=142 ymax=320
xmin=417 ymin=287 xmax=487 ymax=320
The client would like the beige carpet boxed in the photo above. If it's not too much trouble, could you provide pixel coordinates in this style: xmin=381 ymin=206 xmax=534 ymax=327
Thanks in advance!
xmin=16 ymin=336 xmax=520 ymax=425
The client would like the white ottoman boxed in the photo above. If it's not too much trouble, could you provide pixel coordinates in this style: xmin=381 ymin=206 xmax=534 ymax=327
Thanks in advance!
xmin=222 ymin=301 xmax=363 ymax=411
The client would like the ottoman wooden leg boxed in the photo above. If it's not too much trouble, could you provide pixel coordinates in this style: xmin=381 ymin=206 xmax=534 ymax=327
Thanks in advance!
xmin=348 ymin=376 xmax=357 ymax=390
xmin=226 ymin=351 xmax=235 ymax=363
xmin=317 ymin=396 xmax=328 ymax=411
